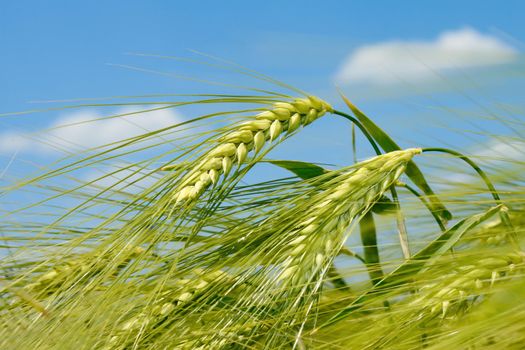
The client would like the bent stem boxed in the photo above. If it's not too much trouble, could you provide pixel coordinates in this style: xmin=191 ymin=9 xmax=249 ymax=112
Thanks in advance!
xmin=332 ymin=110 xmax=381 ymax=156
xmin=335 ymin=109 xmax=387 ymax=290
xmin=339 ymin=246 xmax=366 ymax=264
xmin=335 ymin=109 xmax=384 ymax=291
xmin=396 ymin=181 xmax=446 ymax=232
xmin=421 ymin=147 xmax=520 ymax=249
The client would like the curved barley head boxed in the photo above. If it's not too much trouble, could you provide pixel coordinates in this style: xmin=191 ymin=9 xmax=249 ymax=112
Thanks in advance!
xmin=276 ymin=148 xmax=421 ymax=287
xmin=408 ymin=251 xmax=525 ymax=320
xmin=160 ymin=148 xmax=422 ymax=348
xmin=168 ymin=96 xmax=333 ymax=204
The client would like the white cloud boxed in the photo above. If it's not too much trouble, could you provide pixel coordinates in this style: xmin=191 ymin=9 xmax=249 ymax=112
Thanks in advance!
xmin=433 ymin=138 xmax=524 ymax=186
xmin=0 ymin=107 xmax=182 ymax=154
xmin=335 ymin=28 xmax=518 ymax=85
xmin=476 ymin=138 xmax=524 ymax=163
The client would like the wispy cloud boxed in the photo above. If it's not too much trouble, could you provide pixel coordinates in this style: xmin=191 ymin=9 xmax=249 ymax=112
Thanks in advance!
xmin=476 ymin=138 xmax=525 ymax=163
xmin=433 ymin=137 xmax=524 ymax=186
xmin=0 ymin=107 xmax=182 ymax=154
xmin=334 ymin=28 xmax=518 ymax=86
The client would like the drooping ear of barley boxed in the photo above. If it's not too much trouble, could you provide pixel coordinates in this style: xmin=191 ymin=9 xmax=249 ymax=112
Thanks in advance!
xmin=274 ymin=149 xmax=422 ymax=286
xmin=473 ymin=210 xmax=525 ymax=246
xmin=15 ymin=246 xmax=145 ymax=307
xmin=352 ymin=249 xmax=525 ymax=350
xmin=421 ymin=277 xmax=525 ymax=350
xmin=168 ymin=96 xmax=333 ymax=204
xmin=144 ymin=148 xmax=422 ymax=349
xmin=408 ymin=250 xmax=524 ymax=320
xmin=102 ymin=268 xmax=241 ymax=350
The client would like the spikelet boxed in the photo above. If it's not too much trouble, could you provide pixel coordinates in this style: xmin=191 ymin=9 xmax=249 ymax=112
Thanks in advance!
xmin=169 ymin=96 xmax=333 ymax=204
xmin=278 ymin=148 xmax=421 ymax=284
xmin=22 ymin=246 xmax=145 ymax=299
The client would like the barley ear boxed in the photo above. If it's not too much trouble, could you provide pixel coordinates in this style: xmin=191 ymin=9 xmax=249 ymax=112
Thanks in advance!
xmin=170 ymin=96 xmax=333 ymax=204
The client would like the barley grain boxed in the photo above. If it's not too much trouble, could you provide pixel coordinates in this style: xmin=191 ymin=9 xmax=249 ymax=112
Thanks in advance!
xmin=23 ymin=246 xmax=144 ymax=298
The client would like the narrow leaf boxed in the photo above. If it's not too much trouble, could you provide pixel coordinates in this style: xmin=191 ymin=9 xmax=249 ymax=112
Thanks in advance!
xmin=371 ymin=195 xmax=396 ymax=215
xmin=263 ymin=160 xmax=329 ymax=180
xmin=359 ymin=211 xmax=385 ymax=285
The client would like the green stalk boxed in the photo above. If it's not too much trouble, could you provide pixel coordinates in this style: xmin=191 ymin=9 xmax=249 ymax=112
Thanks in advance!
xmin=332 ymin=110 xmax=382 ymax=156
xmin=397 ymin=182 xmax=446 ymax=232
xmin=335 ymin=110 xmax=385 ymax=290
xmin=421 ymin=147 xmax=520 ymax=248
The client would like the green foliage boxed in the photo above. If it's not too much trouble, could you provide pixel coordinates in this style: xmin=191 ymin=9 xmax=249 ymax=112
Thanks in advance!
xmin=0 ymin=77 xmax=524 ymax=350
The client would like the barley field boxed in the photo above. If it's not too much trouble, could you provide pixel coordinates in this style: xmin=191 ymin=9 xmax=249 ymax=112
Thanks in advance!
xmin=1 ymin=72 xmax=524 ymax=348
xmin=1 ymin=3 xmax=524 ymax=349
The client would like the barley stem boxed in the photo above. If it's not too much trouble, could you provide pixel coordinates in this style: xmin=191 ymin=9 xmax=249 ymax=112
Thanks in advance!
xmin=339 ymin=247 xmax=366 ymax=264
xmin=327 ymin=266 xmax=351 ymax=292
xmin=422 ymin=147 xmax=520 ymax=249
xmin=332 ymin=110 xmax=381 ymax=155
xmin=397 ymin=181 xmax=446 ymax=232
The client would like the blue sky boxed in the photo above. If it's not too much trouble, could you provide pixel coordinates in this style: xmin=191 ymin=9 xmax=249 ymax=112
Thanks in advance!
xmin=2 ymin=0 xmax=524 ymax=108
xmin=1 ymin=1 xmax=524 ymax=186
